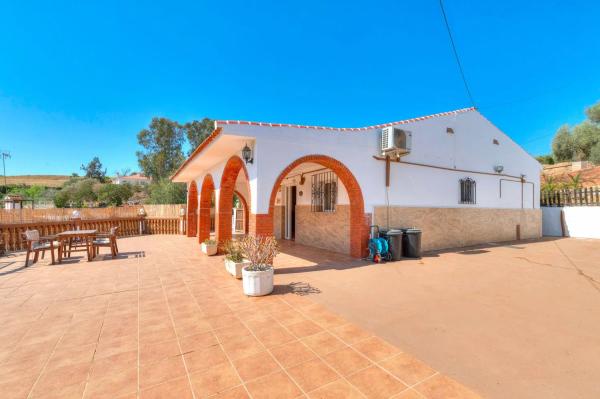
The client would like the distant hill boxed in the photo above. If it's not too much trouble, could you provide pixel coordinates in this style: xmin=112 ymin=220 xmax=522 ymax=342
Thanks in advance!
xmin=4 ymin=175 xmax=70 ymax=188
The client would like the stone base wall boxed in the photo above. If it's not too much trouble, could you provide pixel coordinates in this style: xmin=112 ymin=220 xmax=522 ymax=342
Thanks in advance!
xmin=295 ymin=205 xmax=350 ymax=254
xmin=373 ymin=207 xmax=542 ymax=252
xmin=273 ymin=205 xmax=284 ymax=239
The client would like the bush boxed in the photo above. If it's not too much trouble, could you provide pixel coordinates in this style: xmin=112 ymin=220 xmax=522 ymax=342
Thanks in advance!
xmin=238 ymin=236 xmax=279 ymax=271
xmin=147 ymin=179 xmax=187 ymax=204
xmin=222 ymin=240 xmax=244 ymax=262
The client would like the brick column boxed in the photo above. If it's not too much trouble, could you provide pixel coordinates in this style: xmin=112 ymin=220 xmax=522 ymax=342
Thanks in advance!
xmin=249 ymin=213 xmax=273 ymax=237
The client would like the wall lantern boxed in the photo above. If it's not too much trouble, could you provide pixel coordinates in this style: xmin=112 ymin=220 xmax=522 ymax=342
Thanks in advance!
xmin=242 ymin=143 xmax=253 ymax=164
xmin=493 ymin=165 xmax=504 ymax=174
xmin=71 ymin=210 xmax=81 ymax=219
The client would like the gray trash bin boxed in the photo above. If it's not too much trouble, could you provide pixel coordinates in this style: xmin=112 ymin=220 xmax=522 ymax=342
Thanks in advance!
xmin=386 ymin=229 xmax=403 ymax=261
xmin=402 ymin=228 xmax=422 ymax=258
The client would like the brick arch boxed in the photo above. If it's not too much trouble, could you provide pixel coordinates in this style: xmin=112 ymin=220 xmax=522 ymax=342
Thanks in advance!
xmin=234 ymin=190 xmax=249 ymax=234
xmin=198 ymin=174 xmax=215 ymax=243
xmin=268 ymin=155 xmax=368 ymax=258
xmin=186 ymin=181 xmax=198 ymax=237
xmin=217 ymin=155 xmax=250 ymax=243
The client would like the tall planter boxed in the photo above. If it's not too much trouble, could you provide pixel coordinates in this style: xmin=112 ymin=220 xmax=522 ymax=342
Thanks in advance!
xmin=242 ymin=265 xmax=274 ymax=296
xmin=201 ymin=242 xmax=218 ymax=256
xmin=225 ymin=258 xmax=250 ymax=279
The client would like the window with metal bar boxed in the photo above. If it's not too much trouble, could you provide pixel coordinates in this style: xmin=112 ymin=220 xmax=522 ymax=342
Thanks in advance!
xmin=311 ymin=171 xmax=337 ymax=212
xmin=459 ymin=177 xmax=476 ymax=204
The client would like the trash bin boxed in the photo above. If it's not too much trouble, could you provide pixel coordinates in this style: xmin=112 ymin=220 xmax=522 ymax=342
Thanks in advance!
xmin=402 ymin=228 xmax=422 ymax=258
xmin=386 ymin=229 xmax=403 ymax=261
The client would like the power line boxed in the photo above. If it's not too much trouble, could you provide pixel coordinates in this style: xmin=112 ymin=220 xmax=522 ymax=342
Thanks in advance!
xmin=439 ymin=0 xmax=476 ymax=109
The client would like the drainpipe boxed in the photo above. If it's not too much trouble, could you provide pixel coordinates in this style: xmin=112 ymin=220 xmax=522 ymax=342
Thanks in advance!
xmin=385 ymin=156 xmax=391 ymax=230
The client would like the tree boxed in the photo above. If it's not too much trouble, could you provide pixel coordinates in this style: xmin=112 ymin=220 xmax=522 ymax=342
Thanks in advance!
xmin=585 ymin=101 xmax=600 ymax=124
xmin=96 ymin=183 xmax=133 ymax=206
xmin=147 ymin=179 xmax=187 ymax=204
xmin=136 ymin=118 xmax=185 ymax=180
xmin=551 ymin=125 xmax=575 ymax=162
xmin=81 ymin=157 xmax=107 ymax=181
xmin=53 ymin=177 xmax=98 ymax=208
xmin=183 ymin=118 xmax=214 ymax=155
xmin=535 ymin=154 xmax=554 ymax=165
xmin=572 ymin=121 xmax=600 ymax=161
xmin=590 ymin=142 xmax=600 ymax=165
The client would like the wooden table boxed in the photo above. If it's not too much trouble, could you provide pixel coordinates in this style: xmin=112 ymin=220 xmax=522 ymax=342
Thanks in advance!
xmin=56 ymin=230 xmax=97 ymax=263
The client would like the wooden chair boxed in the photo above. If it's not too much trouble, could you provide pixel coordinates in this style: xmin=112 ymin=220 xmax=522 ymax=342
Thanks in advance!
xmin=23 ymin=230 xmax=55 ymax=266
xmin=92 ymin=227 xmax=119 ymax=258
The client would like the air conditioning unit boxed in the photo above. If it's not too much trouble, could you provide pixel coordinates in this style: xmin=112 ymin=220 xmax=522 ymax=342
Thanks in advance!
xmin=380 ymin=127 xmax=411 ymax=156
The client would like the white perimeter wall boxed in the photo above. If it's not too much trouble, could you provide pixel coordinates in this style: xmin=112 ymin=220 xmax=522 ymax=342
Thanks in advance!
xmin=216 ymin=110 xmax=541 ymax=215
xmin=542 ymin=207 xmax=600 ymax=239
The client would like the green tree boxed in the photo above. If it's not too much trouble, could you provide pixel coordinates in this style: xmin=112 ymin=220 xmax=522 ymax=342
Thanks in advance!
xmin=81 ymin=157 xmax=107 ymax=181
xmin=590 ymin=142 xmax=600 ymax=165
xmin=53 ymin=177 xmax=98 ymax=208
xmin=585 ymin=101 xmax=600 ymax=124
xmin=551 ymin=125 xmax=575 ymax=162
xmin=147 ymin=179 xmax=187 ymax=204
xmin=96 ymin=183 xmax=133 ymax=206
xmin=535 ymin=154 xmax=554 ymax=165
xmin=572 ymin=121 xmax=600 ymax=161
xmin=137 ymin=118 xmax=185 ymax=180
xmin=184 ymin=118 xmax=214 ymax=156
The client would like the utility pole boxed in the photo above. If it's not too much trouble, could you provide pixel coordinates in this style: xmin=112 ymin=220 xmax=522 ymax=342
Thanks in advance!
xmin=1 ymin=151 xmax=10 ymax=189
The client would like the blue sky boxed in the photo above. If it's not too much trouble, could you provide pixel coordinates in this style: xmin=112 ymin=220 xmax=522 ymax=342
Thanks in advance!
xmin=1 ymin=0 xmax=599 ymax=176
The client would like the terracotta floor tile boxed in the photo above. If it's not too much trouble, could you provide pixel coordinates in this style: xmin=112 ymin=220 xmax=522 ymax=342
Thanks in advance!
xmin=184 ymin=345 xmax=228 ymax=373
xmin=32 ymin=381 xmax=86 ymax=399
xmin=309 ymin=312 xmax=347 ymax=330
xmin=330 ymin=323 xmax=372 ymax=345
xmin=323 ymin=346 xmax=372 ymax=376
xmin=179 ymin=331 xmax=219 ymax=353
xmin=84 ymin=367 xmax=138 ymax=399
xmin=232 ymin=350 xmax=281 ymax=382
xmin=287 ymin=358 xmax=339 ymax=392
xmin=94 ymin=334 xmax=138 ymax=359
xmin=286 ymin=320 xmax=323 ymax=339
xmin=347 ymin=366 xmax=407 ymax=399
xmin=414 ymin=374 xmax=481 ymax=399
xmin=277 ymin=309 xmax=308 ymax=326
xmin=352 ymin=336 xmax=400 ymax=363
xmin=214 ymin=322 xmax=252 ymax=343
xmin=221 ymin=335 xmax=263 ymax=360
xmin=308 ymin=379 xmax=364 ymax=399
xmin=270 ymin=341 xmax=317 ymax=369
xmin=32 ymin=362 xmax=91 ymax=397
xmin=379 ymin=353 xmax=437 ymax=386
xmin=140 ymin=376 xmax=193 ymax=399
xmin=391 ymin=389 xmax=425 ymax=399
xmin=90 ymin=350 xmax=137 ymax=376
xmin=189 ymin=362 xmax=241 ymax=398
xmin=254 ymin=325 xmax=296 ymax=348
xmin=0 ymin=371 xmax=38 ymax=399
xmin=45 ymin=343 xmax=97 ymax=370
xmin=140 ymin=354 xmax=187 ymax=389
xmin=213 ymin=385 xmax=250 ymax=398
xmin=206 ymin=313 xmax=240 ymax=329
xmin=301 ymin=331 xmax=346 ymax=356
xmin=140 ymin=339 xmax=181 ymax=365
xmin=245 ymin=370 xmax=302 ymax=399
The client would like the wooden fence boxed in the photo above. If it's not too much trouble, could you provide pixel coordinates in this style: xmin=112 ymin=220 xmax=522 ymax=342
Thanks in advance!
xmin=0 ymin=216 xmax=184 ymax=252
xmin=0 ymin=204 xmax=185 ymax=224
xmin=541 ymin=187 xmax=600 ymax=207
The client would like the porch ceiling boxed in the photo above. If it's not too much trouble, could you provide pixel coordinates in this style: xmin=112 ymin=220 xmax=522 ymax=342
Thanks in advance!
xmin=172 ymin=134 xmax=252 ymax=182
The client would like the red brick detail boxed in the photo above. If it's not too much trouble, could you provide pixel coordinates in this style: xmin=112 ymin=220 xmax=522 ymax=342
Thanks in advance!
xmin=216 ymin=156 xmax=250 ymax=244
xmin=249 ymin=213 xmax=273 ymax=237
xmin=234 ymin=190 xmax=249 ymax=234
xmin=199 ymin=174 xmax=215 ymax=243
xmin=186 ymin=181 xmax=198 ymax=237
xmin=268 ymin=155 xmax=369 ymax=258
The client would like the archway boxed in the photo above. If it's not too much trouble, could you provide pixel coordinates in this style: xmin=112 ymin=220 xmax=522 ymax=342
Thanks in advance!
xmin=186 ymin=181 xmax=198 ymax=237
xmin=234 ymin=190 xmax=249 ymax=234
xmin=268 ymin=155 xmax=368 ymax=258
xmin=217 ymin=155 xmax=250 ymax=243
xmin=198 ymin=174 xmax=215 ymax=243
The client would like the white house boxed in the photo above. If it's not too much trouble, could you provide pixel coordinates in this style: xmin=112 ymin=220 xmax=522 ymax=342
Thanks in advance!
xmin=112 ymin=173 xmax=151 ymax=185
xmin=171 ymin=107 xmax=542 ymax=257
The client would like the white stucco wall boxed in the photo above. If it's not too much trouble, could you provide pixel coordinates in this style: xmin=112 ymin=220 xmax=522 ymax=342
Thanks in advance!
xmin=542 ymin=206 xmax=600 ymax=239
xmin=212 ymin=110 xmax=540 ymax=215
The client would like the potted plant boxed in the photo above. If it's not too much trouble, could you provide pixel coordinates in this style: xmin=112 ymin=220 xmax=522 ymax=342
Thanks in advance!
xmin=222 ymin=240 xmax=250 ymax=279
xmin=238 ymin=235 xmax=279 ymax=296
xmin=201 ymin=239 xmax=218 ymax=256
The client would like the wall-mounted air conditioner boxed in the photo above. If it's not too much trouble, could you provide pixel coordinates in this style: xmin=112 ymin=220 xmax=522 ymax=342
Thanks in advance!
xmin=380 ymin=126 xmax=411 ymax=156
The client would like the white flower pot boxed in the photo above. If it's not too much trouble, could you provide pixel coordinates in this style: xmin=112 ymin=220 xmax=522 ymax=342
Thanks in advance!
xmin=242 ymin=265 xmax=274 ymax=296
xmin=225 ymin=259 xmax=250 ymax=279
xmin=201 ymin=243 xmax=218 ymax=256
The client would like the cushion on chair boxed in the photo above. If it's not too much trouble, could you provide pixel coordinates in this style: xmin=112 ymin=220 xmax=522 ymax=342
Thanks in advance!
xmin=25 ymin=230 xmax=40 ymax=242
xmin=93 ymin=238 xmax=111 ymax=245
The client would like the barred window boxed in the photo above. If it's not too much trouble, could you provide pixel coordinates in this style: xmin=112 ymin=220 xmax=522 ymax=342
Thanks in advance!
xmin=459 ymin=178 xmax=476 ymax=204
xmin=311 ymin=171 xmax=337 ymax=212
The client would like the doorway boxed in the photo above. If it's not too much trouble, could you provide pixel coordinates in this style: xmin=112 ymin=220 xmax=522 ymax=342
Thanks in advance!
xmin=285 ymin=185 xmax=297 ymax=240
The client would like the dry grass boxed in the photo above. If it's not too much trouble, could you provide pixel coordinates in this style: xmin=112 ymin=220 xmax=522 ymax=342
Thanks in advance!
xmin=4 ymin=175 xmax=70 ymax=187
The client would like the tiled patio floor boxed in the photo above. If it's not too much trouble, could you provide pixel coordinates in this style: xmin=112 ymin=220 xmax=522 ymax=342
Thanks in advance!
xmin=0 ymin=235 xmax=479 ymax=399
